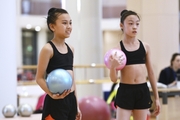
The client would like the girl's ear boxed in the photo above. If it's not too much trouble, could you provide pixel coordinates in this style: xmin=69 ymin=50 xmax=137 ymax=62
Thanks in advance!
xmin=120 ymin=23 xmax=123 ymax=31
xmin=49 ymin=23 xmax=55 ymax=32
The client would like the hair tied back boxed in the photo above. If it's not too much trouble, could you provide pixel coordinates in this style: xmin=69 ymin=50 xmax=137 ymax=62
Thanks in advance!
xmin=120 ymin=10 xmax=128 ymax=17
xmin=48 ymin=8 xmax=57 ymax=16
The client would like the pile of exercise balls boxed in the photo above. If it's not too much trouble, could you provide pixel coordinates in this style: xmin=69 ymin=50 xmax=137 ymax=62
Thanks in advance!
xmin=2 ymin=103 xmax=33 ymax=118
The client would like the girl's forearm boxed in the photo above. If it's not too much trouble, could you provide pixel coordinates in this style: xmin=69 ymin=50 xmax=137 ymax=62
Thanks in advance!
xmin=110 ymin=67 xmax=118 ymax=82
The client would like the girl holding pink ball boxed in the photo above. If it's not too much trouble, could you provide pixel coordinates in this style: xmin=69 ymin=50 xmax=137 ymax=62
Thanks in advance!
xmin=106 ymin=10 xmax=161 ymax=120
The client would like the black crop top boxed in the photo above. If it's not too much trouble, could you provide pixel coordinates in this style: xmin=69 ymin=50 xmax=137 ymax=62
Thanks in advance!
xmin=120 ymin=40 xmax=146 ymax=65
xmin=46 ymin=41 xmax=73 ymax=74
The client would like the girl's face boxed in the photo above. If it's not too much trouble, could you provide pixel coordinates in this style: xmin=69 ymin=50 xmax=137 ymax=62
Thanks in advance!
xmin=172 ymin=55 xmax=180 ymax=69
xmin=121 ymin=15 xmax=140 ymax=37
xmin=51 ymin=13 xmax=72 ymax=39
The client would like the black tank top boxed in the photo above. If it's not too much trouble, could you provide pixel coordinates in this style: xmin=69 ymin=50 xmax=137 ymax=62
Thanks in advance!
xmin=46 ymin=41 xmax=73 ymax=74
xmin=120 ymin=40 xmax=146 ymax=65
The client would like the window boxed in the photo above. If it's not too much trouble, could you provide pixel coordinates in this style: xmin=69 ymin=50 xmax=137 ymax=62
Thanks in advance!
xmin=102 ymin=0 xmax=126 ymax=18
xmin=21 ymin=0 xmax=62 ymax=15
xmin=22 ymin=30 xmax=37 ymax=65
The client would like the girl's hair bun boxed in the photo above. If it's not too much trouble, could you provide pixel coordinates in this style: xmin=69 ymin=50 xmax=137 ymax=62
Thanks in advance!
xmin=48 ymin=8 xmax=56 ymax=16
xmin=120 ymin=10 xmax=128 ymax=17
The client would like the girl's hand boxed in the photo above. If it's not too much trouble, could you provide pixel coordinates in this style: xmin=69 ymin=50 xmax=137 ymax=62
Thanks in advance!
xmin=153 ymin=99 xmax=161 ymax=116
xmin=76 ymin=108 xmax=82 ymax=120
xmin=50 ymin=89 xmax=71 ymax=99
xmin=109 ymin=51 xmax=124 ymax=69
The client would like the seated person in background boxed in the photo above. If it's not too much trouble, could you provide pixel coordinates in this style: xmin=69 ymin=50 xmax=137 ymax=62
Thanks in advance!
xmin=158 ymin=53 xmax=180 ymax=87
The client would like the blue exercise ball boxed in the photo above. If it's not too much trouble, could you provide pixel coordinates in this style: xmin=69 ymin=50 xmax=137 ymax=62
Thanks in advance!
xmin=46 ymin=69 xmax=73 ymax=94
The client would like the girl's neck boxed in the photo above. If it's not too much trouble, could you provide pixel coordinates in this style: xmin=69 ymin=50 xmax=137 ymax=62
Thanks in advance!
xmin=171 ymin=66 xmax=178 ymax=72
xmin=51 ymin=37 xmax=65 ymax=46
xmin=122 ymin=36 xmax=137 ymax=44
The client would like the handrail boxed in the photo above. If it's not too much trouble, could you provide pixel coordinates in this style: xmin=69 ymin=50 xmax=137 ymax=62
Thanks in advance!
xmin=17 ymin=64 xmax=106 ymax=70
xmin=17 ymin=78 xmax=118 ymax=86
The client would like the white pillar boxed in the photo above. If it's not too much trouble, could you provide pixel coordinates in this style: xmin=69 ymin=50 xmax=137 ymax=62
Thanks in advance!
xmin=64 ymin=0 xmax=104 ymax=99
xmin=37 ymin=29 xmax=47 ymax=57
xmin=0 ymin=1 xmax=17 ymax=118
xmin=16 ymin=0 xmax=22 ymax=67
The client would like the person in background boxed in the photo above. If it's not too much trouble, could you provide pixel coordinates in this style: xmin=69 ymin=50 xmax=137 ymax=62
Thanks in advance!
xmin=158 ymin=53 xmax=180 ymax=87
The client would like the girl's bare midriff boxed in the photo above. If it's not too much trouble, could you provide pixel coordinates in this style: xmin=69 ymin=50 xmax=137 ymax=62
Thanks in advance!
xmin=120 ymin=64 xmax=147 ymax=84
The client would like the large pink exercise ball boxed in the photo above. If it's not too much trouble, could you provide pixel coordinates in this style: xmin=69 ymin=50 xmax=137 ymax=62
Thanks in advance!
xmin=104 ymin=49 xmax=127 ymax=70
xmin=46 ymin=69 xmax=73 ymax=94
xmin=79 ymin=96 xmax=111 ymax=120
